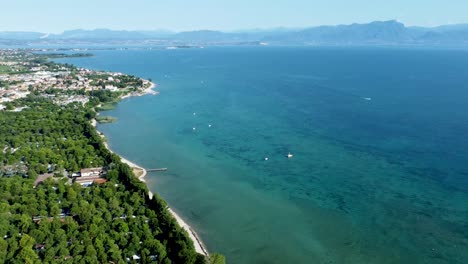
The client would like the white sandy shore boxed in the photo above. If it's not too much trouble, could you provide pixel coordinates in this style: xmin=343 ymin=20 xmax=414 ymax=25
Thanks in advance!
xmin=91 ymin=109 xmax=209 ymax=257
xmin=168 ymin=208 xmax=209 ymax=256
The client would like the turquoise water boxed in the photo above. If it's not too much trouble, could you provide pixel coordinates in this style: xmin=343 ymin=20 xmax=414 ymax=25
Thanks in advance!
xmin=57 ymin=47 xmax=468 ymax=264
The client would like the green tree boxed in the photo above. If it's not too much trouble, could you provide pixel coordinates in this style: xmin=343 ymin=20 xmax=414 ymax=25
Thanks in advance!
xmin=209 ymin=253 xmax=225 ymax=264
xmin=50 ymin=203 xmax=61 ymax=216
xmin=108 ymin=242 xmax=122 ymax=263
xmin=18 ymin=214 xmax=31 ymax=233
xmin=16 ymin=234 xmax=40 ymax=264
xmin=94 ymin=238 xmax=107 ymax=262
xmin=0 ymin=238 xmax=7 ymax=263
xmin=84 ymin=245 xmax=98 ymax=263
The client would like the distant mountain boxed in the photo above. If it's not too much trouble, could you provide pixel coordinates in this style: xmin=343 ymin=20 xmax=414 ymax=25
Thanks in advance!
xmin=0 ymin=31 xmax=45 ymax=40
xmin=46 ymin=29 xmax=175 ymax=40
xmin=171 ymin=30 xmax=266 ymax=43
xmin=172 ymin=30 xmax=231 ymax=42
xmin=412 ymin=25 xmax=468 ymax=44
xmin=1 ymin=21 xmax=468 ymax=46
xmin=49 ymin=29 xmax=147 ymax=40
xmin=430 ymin=24 xmax=468 ymax=32
xmin=264 ymin=20 xmax=410 ymax=44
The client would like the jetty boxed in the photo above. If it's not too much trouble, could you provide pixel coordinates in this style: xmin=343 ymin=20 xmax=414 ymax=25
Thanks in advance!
xmin=147 ymin=168 xmax=168 ymax=172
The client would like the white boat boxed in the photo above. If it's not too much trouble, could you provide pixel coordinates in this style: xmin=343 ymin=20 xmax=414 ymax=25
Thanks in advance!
xmin=287 ymin=153 xmax=293 ymax=159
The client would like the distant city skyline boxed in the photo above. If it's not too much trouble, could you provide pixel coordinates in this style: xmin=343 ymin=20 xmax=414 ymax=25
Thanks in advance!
xmin=2 ymin=0 xmax=468 ymax=33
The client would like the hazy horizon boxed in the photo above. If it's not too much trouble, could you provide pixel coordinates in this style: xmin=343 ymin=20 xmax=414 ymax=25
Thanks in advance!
xmin=2 ymin=0 xmax=468 ymax=33
xmin=2 ymin=20 xmax=468 ymax=35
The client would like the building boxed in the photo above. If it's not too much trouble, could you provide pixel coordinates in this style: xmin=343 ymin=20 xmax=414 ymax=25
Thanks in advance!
xmin=80 ymin=167 xmax=104 ymax=177
xmin=74 ymin=167 xmax=106 ymax=186
xmin=105 ymin=85 xmax=118 ymax=92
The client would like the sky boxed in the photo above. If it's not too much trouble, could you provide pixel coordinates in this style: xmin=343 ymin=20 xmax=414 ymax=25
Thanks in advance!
xmin=2 ymin=0 xmax=468 ymax=33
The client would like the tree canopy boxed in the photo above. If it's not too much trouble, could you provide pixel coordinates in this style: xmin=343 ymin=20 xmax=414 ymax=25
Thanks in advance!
xmin=0 ymin=98 xmax=209 ymax=263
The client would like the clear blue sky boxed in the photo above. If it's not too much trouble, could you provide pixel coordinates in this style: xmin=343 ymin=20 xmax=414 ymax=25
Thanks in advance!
xmin=2 ymin=0 xmax=468 ymax=33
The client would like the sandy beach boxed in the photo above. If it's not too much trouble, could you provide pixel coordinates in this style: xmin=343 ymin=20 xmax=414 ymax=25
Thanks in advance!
xmin=91 ymin=116 xmax=209 ymax=257
xmin=168 ymin=208 xmax=209 ymax=256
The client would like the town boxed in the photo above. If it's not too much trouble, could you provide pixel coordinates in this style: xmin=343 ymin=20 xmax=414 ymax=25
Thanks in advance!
xmin=0 ymin=49 xmax=155 ymax=110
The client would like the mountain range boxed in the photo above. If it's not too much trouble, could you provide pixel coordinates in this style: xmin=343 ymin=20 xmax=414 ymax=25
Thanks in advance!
xmin=1 ymin=20 xmax=468 ymax=46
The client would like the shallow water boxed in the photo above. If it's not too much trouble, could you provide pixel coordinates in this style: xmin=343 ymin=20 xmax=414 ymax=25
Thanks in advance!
xmin=57 ymin=47 xmax=468 ymax=264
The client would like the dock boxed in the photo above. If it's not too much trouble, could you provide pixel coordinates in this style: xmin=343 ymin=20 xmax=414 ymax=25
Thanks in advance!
xmin=147 ymin=168 xmax=168 ymax=172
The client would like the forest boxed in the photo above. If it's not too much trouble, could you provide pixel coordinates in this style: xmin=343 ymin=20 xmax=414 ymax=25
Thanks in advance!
xmin=0 ymin=96 xmax=216 ymax=263
xmin=0 ymin=96 xmax=103 ymax=177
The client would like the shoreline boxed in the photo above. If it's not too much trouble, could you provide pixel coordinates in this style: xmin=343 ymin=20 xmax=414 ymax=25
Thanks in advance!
xmin=120 ymin=81 xmax=159 ymax=100
xmin=102 ymin=141 xmax=209 ymax=256
xmin=168 ymin=208 xmax=210 ymax=256
xmin=91 ymin=87 xmax=209 ymax=257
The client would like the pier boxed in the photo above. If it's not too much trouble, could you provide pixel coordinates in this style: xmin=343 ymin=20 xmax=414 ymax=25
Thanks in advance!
xmin=147 ymin=168 xmax=168 ymax=172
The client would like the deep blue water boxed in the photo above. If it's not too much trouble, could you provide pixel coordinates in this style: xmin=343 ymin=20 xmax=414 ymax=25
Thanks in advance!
xmin=57 ymin=47 xmax=468 ymax=264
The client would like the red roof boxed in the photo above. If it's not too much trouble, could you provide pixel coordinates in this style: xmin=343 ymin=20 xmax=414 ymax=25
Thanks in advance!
xmin=93 ymin=178 xmax=108 ymax=184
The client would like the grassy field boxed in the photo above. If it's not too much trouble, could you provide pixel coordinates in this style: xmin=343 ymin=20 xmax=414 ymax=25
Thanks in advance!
xmin=0 ymin=65 xmax=11 ymax=74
